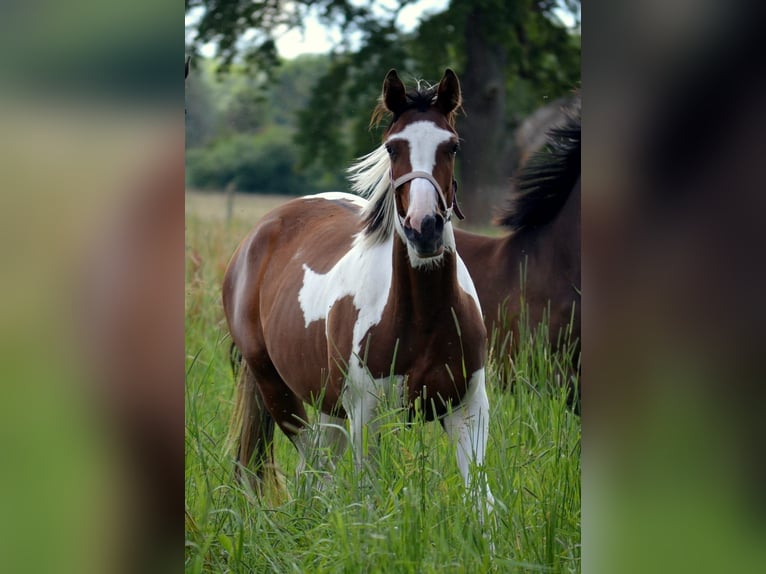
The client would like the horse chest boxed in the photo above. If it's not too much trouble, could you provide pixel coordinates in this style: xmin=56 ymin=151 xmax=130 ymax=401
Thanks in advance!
xmin=358 ymin=312 xmax=480 ymax=407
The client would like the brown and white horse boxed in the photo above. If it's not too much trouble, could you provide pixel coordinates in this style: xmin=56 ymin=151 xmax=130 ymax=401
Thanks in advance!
xmin=455 ymin=102 xmax=581 ymax=405
xmin=223 ymin=69 xmax=493 ymax=513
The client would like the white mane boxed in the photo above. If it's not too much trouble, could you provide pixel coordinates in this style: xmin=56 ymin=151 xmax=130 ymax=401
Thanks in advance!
xmin=346 ymin=144 xmax=395 ymax=247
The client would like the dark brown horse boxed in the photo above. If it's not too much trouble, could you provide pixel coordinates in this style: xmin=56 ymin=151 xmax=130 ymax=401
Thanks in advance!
xmin=223 ymin=69 xmax=493 ymax=514
xmin=455 ymin=101 xmax=581 ymax=401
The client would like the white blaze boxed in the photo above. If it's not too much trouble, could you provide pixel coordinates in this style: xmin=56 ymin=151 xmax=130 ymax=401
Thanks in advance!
xmin=387 ymin=121 xmax=454 ymax=234
xmin=387 ymin=120 xmax=454 ymax=172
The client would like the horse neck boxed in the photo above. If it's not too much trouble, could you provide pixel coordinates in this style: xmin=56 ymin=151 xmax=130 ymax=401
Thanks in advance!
xmin=390 ymin=236 xmax=459 ymax=322
xmin=512 ymin=178 xmax=581 ymax=271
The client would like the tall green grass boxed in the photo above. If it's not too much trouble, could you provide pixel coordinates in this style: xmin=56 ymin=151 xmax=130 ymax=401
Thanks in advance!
xmin=185 ymin=208 xmax=580 ymax=573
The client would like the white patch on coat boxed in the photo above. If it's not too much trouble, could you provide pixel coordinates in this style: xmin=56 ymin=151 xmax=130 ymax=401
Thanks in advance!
xmin=442 ymin=367 xmax=495 ymax=520
xmin=302 ymin=191 xmax=368 ymax=208
xmin=298 ymin=236 xmax=393 ymax=361
xmin=455 ymin=248 xmax=483 ymax=315
xmin=299 ymin=242 xmax=403 ymax=469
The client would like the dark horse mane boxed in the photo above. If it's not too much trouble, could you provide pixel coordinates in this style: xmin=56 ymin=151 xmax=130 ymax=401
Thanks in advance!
xmin=495 ymin=98 xmax=581 ymax=231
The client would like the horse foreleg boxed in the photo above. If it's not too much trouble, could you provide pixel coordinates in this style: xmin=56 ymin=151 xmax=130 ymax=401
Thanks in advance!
xmin=442 ymin=368 xmax=495 ymax=521
xmin=342 ymin=378 xmax=381 ymax=479
xmin=317 ymin=413 xmax=348 ymax=468
xmin=295 ymin=413 xmax=348 ymax=477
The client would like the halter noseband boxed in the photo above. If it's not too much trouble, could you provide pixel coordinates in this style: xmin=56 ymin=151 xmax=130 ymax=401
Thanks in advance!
xmin=391 ymin=171 xmax=465 ymax=222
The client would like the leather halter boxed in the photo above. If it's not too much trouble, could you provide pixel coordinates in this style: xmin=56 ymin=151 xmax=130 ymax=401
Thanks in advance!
xmin=390 ymin=170 xmax=465 ymax=222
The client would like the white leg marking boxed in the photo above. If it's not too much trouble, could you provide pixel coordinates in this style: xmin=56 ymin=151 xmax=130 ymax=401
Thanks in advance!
xmin=292 ymin=413 xmax=348 ymax=493
xmin=342 ymin=374 xmax=381 ymax=473
xmin=442 ymin=368 xmax=495 ymax=520
xmin=292 ymin=428 xmax=313 ymax=477
xmin=317 ymin=412 xmax=348 ymax=470
xmin=341 ymin=372 xmax=403 ymax=474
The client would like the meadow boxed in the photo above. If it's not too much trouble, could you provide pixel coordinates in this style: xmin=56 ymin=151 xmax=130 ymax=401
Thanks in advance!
xmin=185 ymin=190 xmax=581 ymax=573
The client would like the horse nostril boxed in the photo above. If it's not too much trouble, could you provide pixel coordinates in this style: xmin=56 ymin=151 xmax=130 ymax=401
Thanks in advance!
xmin=421 ymin=214 xmax=435 ymax=235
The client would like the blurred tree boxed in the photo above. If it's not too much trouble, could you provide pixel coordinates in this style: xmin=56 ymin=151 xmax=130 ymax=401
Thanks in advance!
xmin=443 ymin=0 xmax=580 ymax=220
xmin=222 ymin=84 xmax=268 ymax=135
xmin=185 ymin=0 xmax=375 ymax=75
xmin=294 ymin=19 xmax=411 ymax=175
xmin=187 ymin=127 xmax=331 ymax=195
xmin=185 ymin=57 xmax=348 ymax=195
xmin=185 ymin=0 xmax=579 ymax=223
xmin=184 ymin=63 xmax=217 ymax=149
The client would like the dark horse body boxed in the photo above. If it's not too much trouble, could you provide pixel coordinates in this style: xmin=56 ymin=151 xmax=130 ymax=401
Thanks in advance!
xmin=455 ymin=102 xmax=581 ymax=399
xmin=223 ymin=69 xmax=493 ymax=513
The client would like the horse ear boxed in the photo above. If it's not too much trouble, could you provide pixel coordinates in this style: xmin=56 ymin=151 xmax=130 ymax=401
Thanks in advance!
xmin=436 ymin=68 xmax=461 ymax=115
xmin=383 ymin=69 xmax=407 ymax=115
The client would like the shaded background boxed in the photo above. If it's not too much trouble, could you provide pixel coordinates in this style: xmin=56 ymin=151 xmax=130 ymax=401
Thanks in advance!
xmin=0 ymin=1 xmax=765 ymax=572
xmin=184 ymin=0 xmax=581 ymax=226
xmin=0 ymin=2 xmax=182 ymax=573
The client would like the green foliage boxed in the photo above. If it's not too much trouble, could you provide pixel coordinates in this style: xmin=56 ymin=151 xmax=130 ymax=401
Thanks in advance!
xmin=221 ymin=85 xmax=268 ymax=135
xmin=409 ymin=0 xmax=580 ymax=123
xmin=186 ymin=127 xmax=345 ymax=195
xmin=186 ymin=129 xmax=281 ymax=192
xmin=287 ymin=0 xmax=581 ymax=173
xmin=295 ymin=59 xmax=353 ymax=171
xmin=186 ymin=0 xmax=284 ymax=77
xmin=185 ymin=61 xmax=218 ymax=149
xmin=186 ymin=0 xmax=373 ymax=75
xmin=186 ymin=55 xmax=331 ymax=140
xmin=294 ymin=15 xmax=418 ymax=171
xmin=186 ymin=55 xmax=347 ymax=194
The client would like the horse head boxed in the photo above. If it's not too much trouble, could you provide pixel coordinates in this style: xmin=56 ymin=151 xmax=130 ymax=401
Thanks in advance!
xmin=380 ymin=69 xmax=462 ymax=261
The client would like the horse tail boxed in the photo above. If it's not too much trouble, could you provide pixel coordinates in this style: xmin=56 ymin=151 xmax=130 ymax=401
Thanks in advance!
xmin=226 ymin=349 xmax=284 ymax=499
xmin=228 ymin=340 xmax=242 ymax=378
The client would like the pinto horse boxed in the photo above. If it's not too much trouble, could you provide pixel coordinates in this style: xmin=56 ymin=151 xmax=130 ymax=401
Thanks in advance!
xmin=455 ymin=101 xmax=581 ymax=403
xmin=223 ymin=69 xmax=493 ymax=512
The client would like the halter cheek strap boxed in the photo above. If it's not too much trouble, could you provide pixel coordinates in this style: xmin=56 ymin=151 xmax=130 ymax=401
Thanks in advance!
xmin=452 ymin=179 xmax=465 ymax=220
xmin=391 ymin=170 xmax=465 ymax=221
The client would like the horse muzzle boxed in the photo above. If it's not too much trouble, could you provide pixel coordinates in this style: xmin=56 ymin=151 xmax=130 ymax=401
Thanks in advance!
xmin=403 ymin=213 xmax=445 ymax=257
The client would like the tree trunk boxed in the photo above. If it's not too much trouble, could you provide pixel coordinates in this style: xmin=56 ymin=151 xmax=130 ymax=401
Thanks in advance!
xmin=457 ymin=8 xmax=516 ymax=228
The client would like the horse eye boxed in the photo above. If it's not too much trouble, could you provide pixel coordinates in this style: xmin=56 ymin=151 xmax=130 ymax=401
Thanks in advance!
xmin=385 ymin=143 xmax=394 ymax=156
xmin=451 ymin=143 xmax=460 ymax=155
